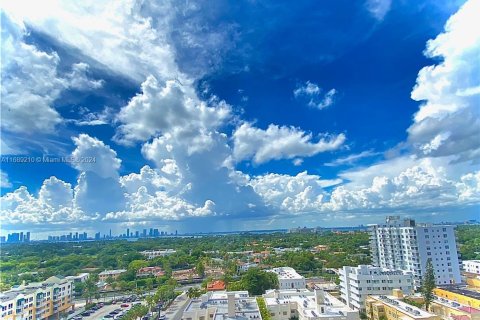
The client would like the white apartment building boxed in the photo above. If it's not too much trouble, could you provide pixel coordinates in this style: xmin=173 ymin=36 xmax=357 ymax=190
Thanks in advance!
xmin=0 ymin=276 xmax=73 ymax=320
xmin=181 ymin=291 xmax=262 ymax=320
xmin=263 ymin=288 xmax=359 ymax=320
xmin=339 ymin=265 xmax=413 ymax=312
xmin=140 ymin=249 xmax=177 ymax=260
xmin=369 ymin=216 xmax=461 ymax=288
xmin=269 ymin=267 xmax=306 ymax=289
xmin=463 ymin=260 xmax=480 ymax=275
xmin=65 ymin=273 xmax=89 ymax=283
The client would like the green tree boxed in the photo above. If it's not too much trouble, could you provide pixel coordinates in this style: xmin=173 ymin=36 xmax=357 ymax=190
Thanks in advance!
xmin=187 ymin=287 xmax=204 ymax=299
xmin=256 ymin=297 xmax=271 ymax=320
xmin=82 ymin=278 xmax=98 ymax=306
xmin=422 ymin=259 xmax=436 ymax=311
xmin=242 ymin=268 xmax=278 ymax=295
xmin=196 ymin=260 xmax=206 ymax=278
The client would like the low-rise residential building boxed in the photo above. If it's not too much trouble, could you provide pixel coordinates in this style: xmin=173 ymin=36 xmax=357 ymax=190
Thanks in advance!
xmin=207 ymin=280 xmax=226 ymax=291
xmin=339 ymin=265 xmax=414 ymax=312
xmin=136 ymin=267 xmax=165 ymax=278
xmin=268 ymin=267 xmax=306 ymax=290
xmin=181 ymin=291 xmax=261 ymax=320
xmin=430 ymin=294 xmax=480 ymax=320
xmin=365 ymin=291 xmax=439 ymax=320
xmin=172 ymin=269 xmax=201 ymax=282
xmin=433 ymin=286 xmax=480 ymax=309
xmin=464 ymin=261 xmax=480 ymax=275
xmin=313 ymin=245 xmax=329 ymax=252
xmin=98 ymin=269 xmax=127 ymax=281
xmin=65 ymin=273 xmax=89 ymax=283
xmin=205 ymin=267 xmax=225 ymax=278
xmin=466 ymin=277 xmax=480 ymax=290
xmin=263 ymin=288 xmax=359 ymax=320
xmin=0 ymin=276 xmax=73 ymax=320
xmin=238 ymin=262 xmax=258 ymax=272
xmin=140 ymin=249 xmax=177 ymax=260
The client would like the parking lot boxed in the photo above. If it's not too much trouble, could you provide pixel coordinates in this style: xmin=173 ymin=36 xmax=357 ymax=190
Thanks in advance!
xmin=83 ymin=304 xmax=122 ymax=320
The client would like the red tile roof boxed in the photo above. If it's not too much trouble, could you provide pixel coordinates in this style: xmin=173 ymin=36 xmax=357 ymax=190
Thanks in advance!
xmin=207 ymin=280 xmax=226 ymax=291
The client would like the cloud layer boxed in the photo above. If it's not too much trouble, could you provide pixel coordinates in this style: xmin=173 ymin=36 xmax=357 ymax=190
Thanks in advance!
xmin=1 ymin=0 xmax=479 ymax=231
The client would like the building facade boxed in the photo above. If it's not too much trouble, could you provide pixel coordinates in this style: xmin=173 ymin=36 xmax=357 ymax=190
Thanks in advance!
xmin=65 ymin=273 xmax=89 ymax=283
xmin=263 ymin=288 xmax=359 ymax=320
xmin=463 ymin=261 xmax=480 ymax=275
xmin=0 ymin=276 xmax=73 ymax=320
xmin=339 ymin=265 xmax=413 ymax=311
xmin=430 ymin=294 xmax=480 ymax=320
xmin=433 ymin=286 xmax=480 ymax=309
xmin=98 ymin=269 xmax=127 ymax=281
xmin=136 ymin=266 xmax=165 ymax=278
xmin=365 ymin=291 xmax=439 ymax=320
xmin=369 ymin=216 xmax=462 ymax=287
xmin=268 ymin=267 xmax=306 ymax=289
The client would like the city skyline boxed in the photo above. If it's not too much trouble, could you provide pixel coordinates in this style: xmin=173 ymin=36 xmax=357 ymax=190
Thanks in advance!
xmin=1 ymin=0 xmax=479 ymax=234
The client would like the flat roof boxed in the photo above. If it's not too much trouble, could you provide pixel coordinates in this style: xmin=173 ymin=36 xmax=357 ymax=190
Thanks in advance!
xmin=437 ymin=286 xmax=480 ymax=301
xmin=370 ymin=295 xmax=434 ymax=319
xmin=184 ymin=291 xmax=261 ymax=320
xmin=264 ymin=289 xmax=353 ymax=319
xmin=269 ymin=267 xmax=304 ymax=280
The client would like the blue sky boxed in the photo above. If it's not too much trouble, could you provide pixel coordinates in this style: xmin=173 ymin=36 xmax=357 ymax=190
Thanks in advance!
xmin=1 ymin=0 xmax=479 ymax=238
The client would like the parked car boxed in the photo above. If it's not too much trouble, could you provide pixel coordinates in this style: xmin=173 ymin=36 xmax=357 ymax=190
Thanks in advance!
xmin=121 ymin=303 xmax=129 ymax=308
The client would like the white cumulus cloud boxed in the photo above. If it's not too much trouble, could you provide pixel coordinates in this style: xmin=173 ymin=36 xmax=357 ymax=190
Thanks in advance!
xmin=408 ymin=0 xmax=480 ymax=163
xmin=233 ymin=123 xmax=345 ymax=164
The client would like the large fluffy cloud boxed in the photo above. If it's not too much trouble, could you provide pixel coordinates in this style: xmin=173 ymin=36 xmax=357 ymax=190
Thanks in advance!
xmin=0 ymin=179 xmax=89 ymax=226
xmin=233 ymin=123 xmax=346 ymax=164
xmin=114 ymin=76 xmax=230 ymax=147
xmin=250 ymin=172 xmax=337 ymax=214
xmin=142 ymin=131 xmax=267 ymax=217
xmin=1 ymin=0 xmax=179 ymax=84
xmin=0 ymin=14 xmax=104 ymax=136
xmin=407 ymin=0 xmax=480 ymax=163
xmin=71 ymin=134 xmax=121 ymax=179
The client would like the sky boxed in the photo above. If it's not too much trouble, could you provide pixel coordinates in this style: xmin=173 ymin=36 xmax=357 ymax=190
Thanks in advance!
xmin=0 ymin=0 xmax=479 ymax=238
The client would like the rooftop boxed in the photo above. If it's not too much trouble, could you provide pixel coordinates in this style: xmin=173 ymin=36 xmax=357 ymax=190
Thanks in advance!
xmin=264 ymin=289 xmax=355 ymax=319
xmin=269 ymin=267 xmax=304 ymax=280
xmin=184 ymin=291 xmax=261 ymax=320
xmin=207 ymin=280 xmax=226 ymax=291
xmin=99 ymin=269 xmax=127 ymax=275
xmin=437 ymin=285 xmax=480 ymax=301
xmin=370 ymin=295 xmax=434 ymax=319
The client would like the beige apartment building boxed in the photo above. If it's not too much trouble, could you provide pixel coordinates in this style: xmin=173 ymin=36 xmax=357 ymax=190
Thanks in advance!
xmin=0 ymin=276 xmax=73 ymax=320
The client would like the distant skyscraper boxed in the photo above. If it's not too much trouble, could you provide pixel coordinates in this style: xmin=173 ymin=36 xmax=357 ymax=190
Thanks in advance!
xmin=143 ymin=229 xmax=147 ymax=237
xmin=369 ymin=216 xmax=461 ymax=287
xmin=26 ymin=232 xmax=31 ymax=242
xmin=95 ymin=232 xmax=101 ymax=240
xmin=135 ymin=231 xmax=139 ymax=238
xmin=127 ymin=228 xmax=130 ymax=238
